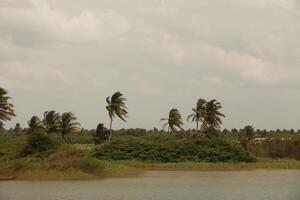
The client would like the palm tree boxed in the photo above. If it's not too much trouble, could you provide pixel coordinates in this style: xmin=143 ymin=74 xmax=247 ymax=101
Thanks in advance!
xmin=43 ymin=111 xmax=61 ymax=133
xmin=203 ymin=99 xmax=225 ymax=131
xmin=61 ymin=112 xmax=80 ymax=144
xmin=28 ymin=116 xmax=44 ymax=133
xmin=106 ymin=92 xmax=128 ymax=144
xmin=187 ymin=98 xmax=207 ymax=130
xmin=160 ymin=108 xmax=183 ymax=132
xmin=0 ymin=88 xmax=16 ymax=125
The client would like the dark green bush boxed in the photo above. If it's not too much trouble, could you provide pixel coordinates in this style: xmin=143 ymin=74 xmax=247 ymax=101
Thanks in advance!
xmin=20 ymin=130 xmax=57 ymax=156
xmin=95 ymin=137 xmax=255 ymax=163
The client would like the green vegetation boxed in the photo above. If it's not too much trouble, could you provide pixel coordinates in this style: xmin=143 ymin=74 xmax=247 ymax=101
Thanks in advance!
xmin=0 ymin=87 xmax=300 ymax=180
xmin=0 ymin=87 xmax=16 ymax=126
xmin=106 ymin=91 xmax=128 ymax=144
xmin=160 ymin=108 xmax=183 ymax=132
xmin=95 ymin=136 xmax=255 ymax=163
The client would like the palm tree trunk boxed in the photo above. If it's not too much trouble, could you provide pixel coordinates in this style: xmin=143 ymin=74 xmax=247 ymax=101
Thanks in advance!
xmin=108 ymin=117 xmax=113 ymax=144
xmin=196 ymin=121 xmax=199 ymax=131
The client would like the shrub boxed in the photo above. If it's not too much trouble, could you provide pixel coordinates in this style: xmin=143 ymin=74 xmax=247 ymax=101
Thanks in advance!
xmin=94 ymin=137 xmax=255 ymax=163
xmin=20 ymin=130 xmax=57 ymax=156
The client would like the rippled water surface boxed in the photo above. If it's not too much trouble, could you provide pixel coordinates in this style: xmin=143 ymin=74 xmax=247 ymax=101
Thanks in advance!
xmin=0 ymin=170 xmax=300 ymax=200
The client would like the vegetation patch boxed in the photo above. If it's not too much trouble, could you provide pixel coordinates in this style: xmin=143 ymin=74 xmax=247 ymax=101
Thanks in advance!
xmin=95 ymin=137 xmax=255 ymax=163
xmin=20 ymin=130 xmax=58 ymax=157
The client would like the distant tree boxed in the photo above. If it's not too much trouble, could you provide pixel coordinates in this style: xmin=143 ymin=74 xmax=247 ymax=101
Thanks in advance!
xmin=187 ymin=98 xmax=207 ymax=131
xmin=231 ymin=128 xmax=238 ymax=134
xmin=61 ymin=112 xmax=80 ymax=144
xmin=28 ymin=116 xmax=44 ymax=133
xmin=14 ymin=123 xmax=22 ymax=133
xmin=43 ymin=111 xmax=61 ymax=133
xmin=244 ymin=125 xmax=255 ymax=141
xmin=289 ymin=129 xmax=295 ymax=134
xmin=106 ymin=92 xmax=128 ymax=144
xmin=222 ymin=128 xmax=230 ymax=135
xmin=203 ymin=99 xmax=225 ymax=134
xmin=160 ymin=108 xmax=183 ymax=132
xmin=0 ymin=88 xmax=16 ymax=126
xmin=93 ymin=123 xmax=109 ymax=145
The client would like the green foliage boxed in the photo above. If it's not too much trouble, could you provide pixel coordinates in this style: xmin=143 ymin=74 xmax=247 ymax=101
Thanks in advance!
xmin=187 ymin=98 xmax=207 ymax=130
xmin=61 ymin=112 xmax=80 ymax=144
xmin=0 ymin=88 xmax=16 ymax=124
xmin=95 ymin=137 xmax=255 ymax=163
xmin=106 ymin=91 xmax=128 ymax=143
xmin=160 ymin=108 xmax=184 ymax=132
xmin=43 ymin=111 xmax=61 ymax=133
xmin=28 ymin=116 xmax=44 ymax=133
xmin=20 ymin=130 xmax=57 ymax=156
xmin=203 ymin=99 xmax=225 ymax=131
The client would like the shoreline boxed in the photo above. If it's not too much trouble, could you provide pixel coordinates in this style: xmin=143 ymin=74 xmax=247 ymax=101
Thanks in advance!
xmin=1 ymin=158 xmax=300 ymax=181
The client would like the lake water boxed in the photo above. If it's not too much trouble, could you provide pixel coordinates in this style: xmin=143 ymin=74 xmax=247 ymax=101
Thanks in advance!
xmin=0 ymin=170 xmax=299 ymax=200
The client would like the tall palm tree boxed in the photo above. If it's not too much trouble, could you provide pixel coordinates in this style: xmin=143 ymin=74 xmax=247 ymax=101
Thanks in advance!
xmin=160 ymin=108 xmax=183 ymax=132
xmin=187 ymin=98 xmax=207 ymax=130
xmin=0 ymin=88 xmax=16 ymax=125
xmin=203 ymin=99 xmax=225 ymax=131
xmin=28 ymin=116 xmax=44 ymax=133
xmin=61 ymin=112 xmax=80 ymax=144
xmin=106 ymin=92 xmax=128 ymax=144
xmin=43 ymin=111 xmax=61 ymax=133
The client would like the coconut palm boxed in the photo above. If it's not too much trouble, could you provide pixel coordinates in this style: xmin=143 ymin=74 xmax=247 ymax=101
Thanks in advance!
xmin=0 ymin=88 xmax=16 ymax=125
xmin=106 ymin=92 xmax=128 ymax=144
xmin=187 ymin=98 xmax=207 ymax=130
xmin=28 ymin=116 xmax=44 ymax=133
xmin=160 ymin=108 xmax=183 ymax=132
xmin=61 ymin=112 xmax=80 ymax=144
xmin=203 ymin=99 xmax=225 ymax=130
xmin=43 ymin=111 xmax=61 ymax=133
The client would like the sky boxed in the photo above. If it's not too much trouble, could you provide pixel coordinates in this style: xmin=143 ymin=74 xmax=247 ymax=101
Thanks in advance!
xmin=1 ymin=0 xmax=300 ymax=130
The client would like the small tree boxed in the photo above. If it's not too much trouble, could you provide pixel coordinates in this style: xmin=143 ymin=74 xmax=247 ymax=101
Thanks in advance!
xmin=93 ymin=123 xmax=109 ymax=145
xmin=61 ymin=112 xmax=80 ymax=144
xmin=0 ymin=88 xmax=16 ymax=127
xmin=28 ymin=116 xmax=44 ymax=133
xmin=187 ymin=98 xmax=207 ymax=131
xmin=14 ymin=123 xmax=22 ymax=133
xmin=106 ymin=92 xmax=128 ymax=144
xmin=43 ymin=111 xmax=61 ymax=133
xmin=160 ymin=108 xmax=183 ymax=132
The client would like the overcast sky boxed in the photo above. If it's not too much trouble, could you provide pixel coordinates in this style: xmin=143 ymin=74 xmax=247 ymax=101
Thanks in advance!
xmin=1 ymin=0 xmax=300 ymax=130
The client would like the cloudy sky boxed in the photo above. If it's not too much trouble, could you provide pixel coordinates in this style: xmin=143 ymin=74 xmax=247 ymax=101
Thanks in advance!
xmin=1 ymin=0 xmax=300 ymax=130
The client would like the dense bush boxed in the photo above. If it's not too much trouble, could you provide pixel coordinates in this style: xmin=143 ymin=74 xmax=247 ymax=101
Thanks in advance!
xmin=20 ymin=130 xmax=57 ymax=156
xmin=95 ymin=137 xmax=255 ymax=163
xmin=249 ymin=136 xmax=300 ymax=160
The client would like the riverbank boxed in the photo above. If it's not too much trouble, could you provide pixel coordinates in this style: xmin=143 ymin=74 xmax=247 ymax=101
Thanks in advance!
xmin=1 ymin=158 xmax=300 ymax=180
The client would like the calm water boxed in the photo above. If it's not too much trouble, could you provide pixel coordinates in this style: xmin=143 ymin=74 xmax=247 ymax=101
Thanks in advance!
xmin=0 ymin=170 xmax=299 ymax=200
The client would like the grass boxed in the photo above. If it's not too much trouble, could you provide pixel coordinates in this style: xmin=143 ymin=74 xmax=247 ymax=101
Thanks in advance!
xmin=0 ymin=132 xmax=300 ymax=180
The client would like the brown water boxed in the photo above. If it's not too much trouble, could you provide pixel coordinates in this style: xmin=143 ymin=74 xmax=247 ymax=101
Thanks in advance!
xmin=0 ymin=170 xmax=299 ymax=200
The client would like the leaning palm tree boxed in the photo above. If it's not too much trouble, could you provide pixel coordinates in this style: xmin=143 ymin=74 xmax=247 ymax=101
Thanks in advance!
xmin=28 ymin=116 xmax=44 ymax=133
xmin=203 ymin=99 xmax=225 ymax=131
xmin=61 ymin=112 xmax=80 ymax=144
xmin=187 ymin=98 xmax=207 ymax=130
xmin=160 ymin=108 xmax=183 ymax=132
xmin=43 ymin=111 xmax=61 ymax=133
xmin=0 ymin=88 xmax=16 ymax=125
xmin=106 ymin=92 xmax=128 ymax=144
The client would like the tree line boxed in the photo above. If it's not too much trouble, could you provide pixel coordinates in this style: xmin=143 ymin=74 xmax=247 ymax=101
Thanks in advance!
xmin=1 ymin=87 xmax=299 ymax=145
